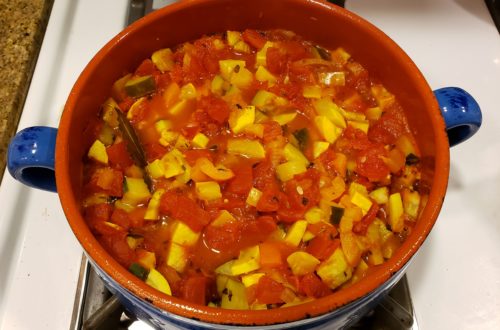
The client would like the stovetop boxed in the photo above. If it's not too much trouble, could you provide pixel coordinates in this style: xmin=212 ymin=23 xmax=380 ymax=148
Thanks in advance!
xmin=1 ymin=1 xmax=499 ymax=329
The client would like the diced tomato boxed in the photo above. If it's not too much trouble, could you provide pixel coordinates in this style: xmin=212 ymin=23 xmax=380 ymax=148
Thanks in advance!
xmin=180 ymin=275 xmax=208 ymax=305
xmin=284 ymin=169 xmax=320 ymax=213
xmin=225 ymin=164 xmax=253 ymax=196
xmin=86 ymin=167 xmax=124 ymax=197
xmin=356 ymin=145 xmax=390 ymax=182
xmin=259 ymin=242 xmax=283 ymax=268
xmin=199 ymin=95 xmax=230 ymax=124
xmin=107 ymin=142 xmax=134 ymax=170
xmin=368 ymin=105 xmax=408 ymax=145
xmin=135 ymin=59 xmax=158 ymax=76
xmin=159 ymin=191 xmax=210 ymax=232
xmin=306 ymin=235 xmax=340 ymax=261
xmin=183 ymin=149 xmax=214 ymax=166
xmin=262 ymin=121 xmax=283 ymax=144
xmin=128 ymin=207 xmax=146 ymax=228
xmin=256 ymin=187 xmax=281 ymax=212
xmin=100 ymin=234 xmax=135 ymax=267
xmin=240 ymin=216 xmax=277 ymax=247
xmin=266 ymin=47 xmax=287 ymax=75
xmin=254 ymin=276 xmax=285 ymax=305
xmin=253 ymin=160 xmax=278 ymax=191
xmin=241 ymin=29 xmax=267 ymax=49
xmin=118 ymin=97 xmax=135 ymax=112
xmin=299 ymin=273 xmax=331 ymax=298
xmin=85 ymin=203 xmax=114 ymax=223
xmin=143 ymin=142 xmax=168 ymax=162
xmin=110 ymin=208 xmax=131 ymax=229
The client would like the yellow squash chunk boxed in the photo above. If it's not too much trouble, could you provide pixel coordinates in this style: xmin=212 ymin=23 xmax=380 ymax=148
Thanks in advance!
xmin=211 ymin=74 xmax=226 ymax=95
xmin=196 ymin=181 xmax=222 ymax=201
xmin=137 ymin=250 xmax=156 ymax=270
xmin=395 ymin=134 xmax=419 ymax=157
xmin=305 ymin=207 xmax=325 ymax=224
xmin=313 ymin=141 xmax=330 ymax=159
xmin=98 ymin=125 xmax=115 ymax=146
xmin=276 ymin=161 xmax=307 ymax=182
xmin=287 ymin=251 xmax=320 ymax=276
xmin=302 ymin=231 xmax=315 ymax=242
xmin=388 ymin=192 xmax=404 ymax=233
xmin=234 ymin=40 xmax=251 ymax=53
xmin=402 ymin=189 xmax=421 ymax=220
xmin=340 ymin=232 xmax=362 ymax=267
xmin=171 ymin=220 xmax=201 ymax=246
xmin=348 ymin=120 xmax=369 ymax=134
xmin=126 ymin=235 xmax=144 ymax=250
xmin=219 ymin=59 xmax=246 ymax=80
xmin=242 ymin=123 xmax=264 ymax=138
xmin=316 ymin=248 xmax=353 ymax=289
xmin=180 ymin=83 xmax=197 ymax=100
xmin=166 ymin=242 xmax=189 ymax=273
xmin=246 ymin=187 xmax=263 ymax=207
xmin=123 ymin=177 xmax=151 ymax=205
xmin=197 ymin=157 xmax=235 ymax=181
xmin=191 ymin=132 xmax=210 ymax=148
xmin=161 ymin=149 xmax=186 ymax=178
xmin=230 ymin=67 xmax=254 ymax=89
xmin=320 ymin=176 xmax=346 ymax=202
xmin=371 ymin=84 xmax=395 ymax=108
xmin=348 ymin=182 xmax=369 ymax=197
xmin=227 ymin=139 xmax=266 ymax=159
xmin=350 ymin=191 xmax=372 ymax=215
xmin=145 ymin=268 xmax=172 ymax=295
xmin=284 ymin=220 xmax=308 ymax=246
xmin=163 ymin=82 xmax=181 ymax=108
xmin=101 ymin=98 xmax=120 ymax=128
xmin=255 ymin=65 xmax=277 ymax=85
xmin=151 ymin=48 xmax=174 ymax=72
xmin=283 ymin=143 xmax=309 ymax=166
xmin=146 ymin=159 xmax=164 ymax=179
xmin=144 ymin=189 xmax=165 ymax=220
xmin=211 ymin=210 xmax=236 ymax=227
xmin=226 ymin=30 xmax=241 ymax=46
xmin=220 ymin=278 xmax=249 ymax=310
xmin=366 ymin=107 xmax=382 ymax=121
xmin=154 ymin=119 xmax=172 ymax=133
xmin=158 ymin=129 xmax=179 ymax=147
xmin=313 ymin=99 xmax=346 ymax=128
xmin=255 ymin=41 xmax=274 ymax=66
xmin=272 ymin=112 xmax=297 ymax=126
xmin=88 ymin=140 xmax=108 ymax=164
xmin=242 ymin=273 xmax=265 ymax=287
xmin=369 ymin=187 xmax=389 ymax=204
xmin=229 ymin=105 xmax=255 ymax=134
xmin=231 ymin=253 xmax=260 ymax=275
xmin=314 ymin=116 xmax=343 ymax=144
xmin=168 ymin=99 xmax=189 ymax=116
xmin=318 ymin=71 xmax=345 ymax=86
xmin=251 ymin=90 xmax=276 ymax=109
xmin=303 ymin=85 xmax=322 ymax=99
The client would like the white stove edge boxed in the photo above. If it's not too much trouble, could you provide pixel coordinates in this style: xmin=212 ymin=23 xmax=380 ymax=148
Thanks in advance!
xmin=1 ymin=0 xmax=499 ymax=329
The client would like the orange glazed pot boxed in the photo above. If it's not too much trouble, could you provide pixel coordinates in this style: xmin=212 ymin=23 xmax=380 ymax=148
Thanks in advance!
xmin=7 ymin=0 xmax=482 ymax=329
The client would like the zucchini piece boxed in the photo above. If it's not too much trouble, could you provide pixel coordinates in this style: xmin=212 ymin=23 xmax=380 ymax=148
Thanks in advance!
xmin=330 ymin=206 xmax=344 ymax=225
xmin=124 ymin=75 xmax=156 ymax=97
xmin=129 ymin=262 xmax=148 ymax=280
xmin=292 ymin=128 xmax=309 ymax=151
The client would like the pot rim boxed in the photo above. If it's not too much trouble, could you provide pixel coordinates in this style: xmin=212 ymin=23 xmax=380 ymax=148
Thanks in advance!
xmin=55 ymin=0 xmax=450 ymax=325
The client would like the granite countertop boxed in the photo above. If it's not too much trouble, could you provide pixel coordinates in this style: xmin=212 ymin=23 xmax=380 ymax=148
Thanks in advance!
xmin=0 ymin=0 xmax=53 ymax=182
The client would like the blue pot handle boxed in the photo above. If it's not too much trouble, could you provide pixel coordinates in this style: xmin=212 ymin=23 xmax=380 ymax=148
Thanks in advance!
xmin=434 ymin=87 xmax=482 ymax=147
xmin=7 ymin=126 xmax=57 ymax=192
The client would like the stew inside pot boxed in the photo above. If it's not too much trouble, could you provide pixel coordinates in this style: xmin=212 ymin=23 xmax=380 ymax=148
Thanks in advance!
xmin=82 ymin=29 xmax=426 ymax=309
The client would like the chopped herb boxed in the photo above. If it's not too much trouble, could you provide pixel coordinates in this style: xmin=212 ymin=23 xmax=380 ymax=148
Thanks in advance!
xmin=314 ymin=45 xmax=331 ymax=60
xmin=330 ymin=206 xmax=344 ymax=225
xmin=129 ymin=263 xmax=148 ymax=280
xmin=302 ymin=197 xmax=309 ymax=206
xmin=293 ymin=128 xmax=309 ymax=151
xmin=405 ymin=153 xmax=420 ymax=165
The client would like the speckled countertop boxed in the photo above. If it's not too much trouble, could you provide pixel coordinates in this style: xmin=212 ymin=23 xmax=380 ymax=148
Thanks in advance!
xmin=0 ymin=0 xmax=53 ymax=182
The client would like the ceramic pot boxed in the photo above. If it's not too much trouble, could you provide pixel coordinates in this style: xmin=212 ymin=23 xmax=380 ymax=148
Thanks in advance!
xmin=7 ymin=0 xmax=482 ymax=328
